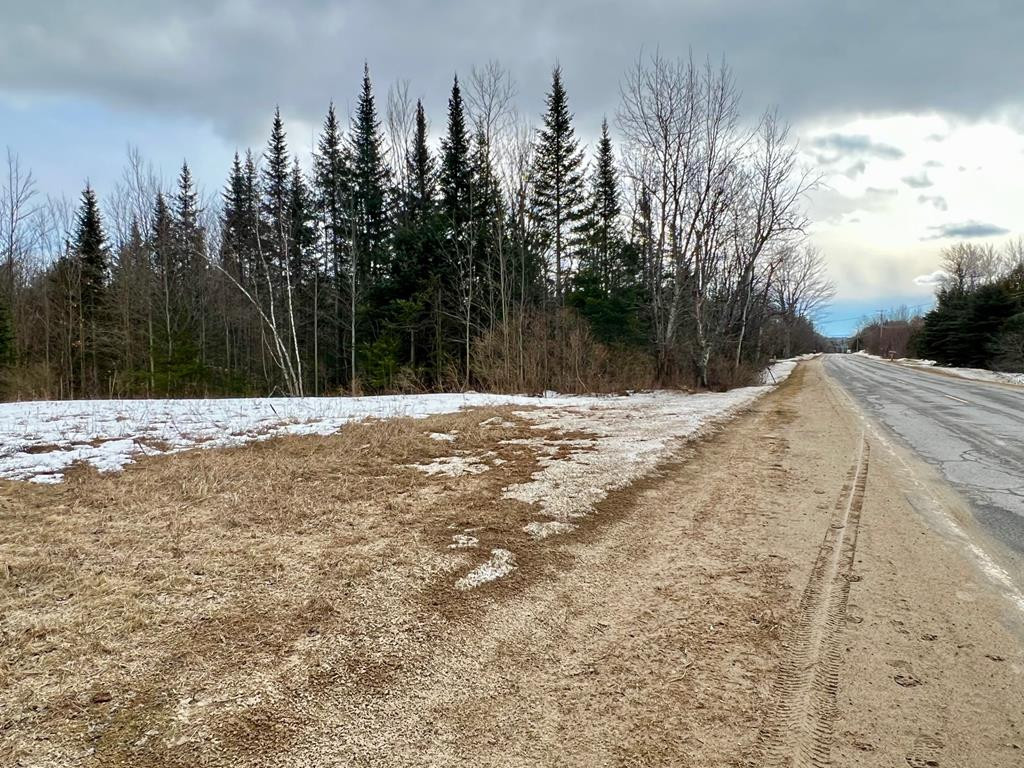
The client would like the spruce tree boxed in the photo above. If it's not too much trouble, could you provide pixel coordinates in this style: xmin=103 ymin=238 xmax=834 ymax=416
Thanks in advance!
xmin=393 ymin=99 xmax=439 ymax=291
xmin=74 ymin=184 xmax=108 ymax=322
xmin=221 ymin=152 xmax=248 ymax=276
xmin=261 ymin=108 xmax=291 ymax=263
xmin=347 ymin=63 xmax=391 ymax=280
xmin=72 ymin=183 xmax=109 ymax=394
xmin=174 ymin=161 xmax=205 ymax=272
xmin=407 ymin=100 xmax=436 ymax=218
xmin=439 ymin=76 xmax=472 ymax=257
xmin=287 ymin=158 xmax=316 ymax=281
xmin=470 ymin=126 xmax=504 ymax=294
xmin=389 ymin=99 xmax=442 ymax=378
xmin=150 ymin=191 xmax=174 ymax=280
xmin=241 ymin=150 xmax=260 ymax=271
xmin=572 ymin=121 xmax=643 ymax=345
xmin=532 ymin=65 xmax=586 ymax=304
xmin=582 ymin=119 xmax=622 ymax=295
xmin=313 ymin=103 xmax=352 ymax=389
xmin=313 ymin=103 xmax=350 ymax=284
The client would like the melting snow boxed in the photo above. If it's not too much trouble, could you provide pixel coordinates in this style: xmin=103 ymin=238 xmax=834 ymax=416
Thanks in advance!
xmin=854 ymin=351 xmax=1024 ymax=386
xmin=0 ymin=392 xmax=596 ymax=483
xmin=409 ymin=455 xmax=490 ymax=477
xmin=455 ymin=548 xmax=517 ymax=590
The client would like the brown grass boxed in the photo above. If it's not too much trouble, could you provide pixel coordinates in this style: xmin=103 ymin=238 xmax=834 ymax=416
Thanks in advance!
xmin=0 ymin=407 xmax=590 ymax=767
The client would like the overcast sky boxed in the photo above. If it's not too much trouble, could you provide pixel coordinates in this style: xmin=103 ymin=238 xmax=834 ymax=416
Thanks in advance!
xmin=3 ymin=1 xmax=1022 ymax=334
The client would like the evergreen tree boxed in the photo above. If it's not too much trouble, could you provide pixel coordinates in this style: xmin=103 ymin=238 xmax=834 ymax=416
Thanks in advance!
xmin=570 ymin=122 xmax=645 ymax=347
xmin=313 ymin=102 xmax=350 ymax=285
xmin=287 ymin=158 xmax=316 ymax=281
xmin=389 ymin=99 xmax=443 ymax=378
xmin=347 ymin=63 xmax=391 ymax=280
xmin=407 ymin=100 xmax=437 ymax=218
xmin=174 ymin=161 xmax=204 ymax=271
xmin=221 ymin=152 xmax=248 ymax=276
xmin=439 ymin=76 xmax=472 ymax=257
xmin=241 ymin=150 xmax=261 ymax=272
xmin=261 ymin=108 xmax=291 ymax=263
xmin=470 ymin=125 xmax=505 ymax=324
xmin=150 ymin=191 xmax=174 ymax=281
xmin=581 ymin=119 xmax=622 ymax=295
xmin=532 ymin=65 xmax=587 ymax=304
xmin=393 ymin=99 xmax=439 ymax=292
xmin=313 ymin=103 xmax=352 ymax=389
xmin=74 ymin=184 xmax=108 ymax=322
xmin=72 ymin=183 xmax=109 ymax=394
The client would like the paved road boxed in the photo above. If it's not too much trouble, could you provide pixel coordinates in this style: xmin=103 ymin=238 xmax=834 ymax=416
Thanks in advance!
xmin=824 ymin=354 xmax=1024 ymax=558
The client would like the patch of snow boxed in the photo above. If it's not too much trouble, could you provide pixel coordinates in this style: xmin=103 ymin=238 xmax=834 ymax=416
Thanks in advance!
xmin=428 ymin=432 xmax=457 ymax=442
xmin=479 ymin=416 xmax=516 ymax=428
xmin=1 ymin=362 xmax=804 ymax=486
xmin=0 ymin=392 xmax=598 ymax=483
xmin=408 ymin=455 xmax=490 ymax=477
xmin=854 ymin=350 xmax=1023 ymax=386
xmin=939 ymin=367 xmax=1024 ymax=386
xmin=760 ymin=353 xmax=817 ymax=385
xmin=455 ymin=548 xmax=516 ymax=590
xmin=448 ymin=533 xmax=479 ymax=549
xmin=524 ymin=520 xmax=576 ymax=539
xmin=507 ymin=385 xmax=780 ymax=537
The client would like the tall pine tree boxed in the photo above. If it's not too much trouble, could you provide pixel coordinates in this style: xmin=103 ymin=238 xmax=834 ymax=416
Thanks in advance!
xmin=261 ymin=108 xmax=291 ymax=265
xmin=439 ymin=76 xmax=472 ymax=258
xmin=571 ymin=120 xmax=644 ymax=346
xmin=347 ymin=64 xmax=391 ymax=281
xmin=72 ymin=183 xmax=109 ymax=394
xmin=313 ymin=103 xmax=352 ymax=389
xmin=532 ymin=65 xmax=586 ymax=304
xmin=581 ymin=118 xmax=622 ymax=296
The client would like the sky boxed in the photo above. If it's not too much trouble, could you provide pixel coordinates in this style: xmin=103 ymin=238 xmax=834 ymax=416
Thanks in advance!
xmin=2 ymin=1 xmax=1023 ymax=336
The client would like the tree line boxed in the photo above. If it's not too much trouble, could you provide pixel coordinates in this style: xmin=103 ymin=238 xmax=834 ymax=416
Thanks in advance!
xmin=0 ymin=55 xmax=831 ymax=400
xmin=916 ymin=240 xmax=1024 ymax=370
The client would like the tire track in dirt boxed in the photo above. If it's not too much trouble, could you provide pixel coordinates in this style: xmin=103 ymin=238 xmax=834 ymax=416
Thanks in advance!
xmin=759 ymin=436 xmax=870 ymax=768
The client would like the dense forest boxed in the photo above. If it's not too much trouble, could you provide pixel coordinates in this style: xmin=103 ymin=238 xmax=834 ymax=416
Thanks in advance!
xmin=916 ymin=241 xmax=1024 ymax=370
xmin=0 ymin=55 xmax=832 ymax=400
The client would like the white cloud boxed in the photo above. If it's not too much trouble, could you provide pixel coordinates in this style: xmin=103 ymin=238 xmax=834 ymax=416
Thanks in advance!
xmin=913 ymin=270 xmax=947 ymax=287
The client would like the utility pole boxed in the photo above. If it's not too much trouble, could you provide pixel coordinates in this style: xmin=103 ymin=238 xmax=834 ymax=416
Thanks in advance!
xmin=877 ymin=309 xmax=885 ymax=356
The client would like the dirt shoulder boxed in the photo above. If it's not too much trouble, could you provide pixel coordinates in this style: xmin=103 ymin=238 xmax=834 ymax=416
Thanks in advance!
xmin=2 ymin=360 xmax=1021 ymax=766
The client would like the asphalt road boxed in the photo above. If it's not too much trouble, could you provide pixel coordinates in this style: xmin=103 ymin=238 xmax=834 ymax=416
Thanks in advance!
xmin=824 ymin=354 xmax=1024 ymax=558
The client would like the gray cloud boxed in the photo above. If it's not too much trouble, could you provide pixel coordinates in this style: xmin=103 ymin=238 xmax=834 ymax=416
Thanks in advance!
xmin=923 ymin=159 xmax=943 ymax=168
xmin=924 ymin=221 xmax=1010 ymax=240
xmin=901 ymin=171 xmax=933 ymax=188
xmin=843 ymin=160 xmax=867 ymax=178
xmin=1 ymin=1 xmax=1023 ymax=145
xmin=812 ymin=134 xmax=905 ymax=161
xmin=917 ymin=194 xmax=948 ymax=211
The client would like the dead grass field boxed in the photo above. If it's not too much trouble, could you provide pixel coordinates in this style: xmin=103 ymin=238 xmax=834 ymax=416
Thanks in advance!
xmin=0 ymin=407 xmax=595 ymax=766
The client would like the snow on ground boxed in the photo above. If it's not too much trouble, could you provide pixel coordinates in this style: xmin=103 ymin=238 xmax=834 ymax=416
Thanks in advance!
xmin=455 ymin=548 xmax=517 ymax=590
xmin=408 ymin=454 xmax=492 ymax=477
xmin=0 ymin=358 xmax=802 ymax=485
xmin=506 ymin=380 xmax=791 ymax=540
xmin=854 ymin=350 xmax=1024 ymax=386
xmin=0 ymin=393 xmax=598 ymax=484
